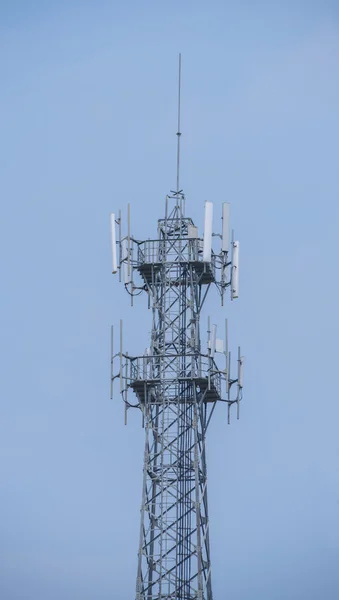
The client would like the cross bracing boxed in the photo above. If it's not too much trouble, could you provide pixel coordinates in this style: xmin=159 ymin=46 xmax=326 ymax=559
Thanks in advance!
xmin=110 ymin=192 xmax=243 ymax=600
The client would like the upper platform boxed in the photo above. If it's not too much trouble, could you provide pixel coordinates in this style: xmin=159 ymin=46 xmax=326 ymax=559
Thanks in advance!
xmin=136 ymin=238 xmax=216 ymax=285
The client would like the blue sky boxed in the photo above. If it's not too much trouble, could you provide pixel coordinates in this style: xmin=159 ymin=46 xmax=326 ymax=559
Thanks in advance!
xmin=1 ymin=1 xmax=339 ymax=598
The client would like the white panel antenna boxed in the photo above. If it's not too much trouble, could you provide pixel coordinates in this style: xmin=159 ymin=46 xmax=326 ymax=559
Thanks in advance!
xmin=110 ymin=213 xmax=118 ymax=274
xmin=222 ymin=202 xmax=230 ymax=252
xmin=127 ymin=203 xmax=131 ymax=277
xmin=209 ymin=337 xmax=224 ymax=354
xmin=143 ymin=347 xmax=151 ymax=379
xmin=188 ymin=224 xmax=198 ymax=239
xmin=215 ymin=338 xmax=224 ymax=354
xmin=122 ymin=239 xmax=131 ymax=285
xmin=203 ymin=201 xmax=213 ymax=262
xmin=238 ymin=355 xmax=244 ymax=388
xmin=232 ymin=240 xmax=239 ymax=299
xmin=210 ymin=324 xmax=217 ymax=357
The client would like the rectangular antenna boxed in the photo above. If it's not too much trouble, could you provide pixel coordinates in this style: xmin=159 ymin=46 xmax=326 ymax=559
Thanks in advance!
xmin=122 ymin=239 xmax=131 ymax=285
xmin=225 ymin=318 xmax=229 ymax=394
xmin=237 ymin=347 xmax=241 ymax=420
xmin=207 ymin=316 xmax=211 ymax=390
xmin=188 ymin=224 xmax=198 ymax=239
xmin=110 ymin=213 xmax=118 ymax=274
xmin=238 ymin=352 xmax=244 ymax=388
xmin=210 ymin=324 xmax=217 ymax=358
xmin=118 ymin=209 xmax=122 ymax=282
xmin=232 ymin=240 xmax=239 ymax=299
xmin=228 ymin=351 xmax=231 ymax=404
xmin=125 ymin=352 xmax=128 ymax=425
xmin=203 ymin=201 xmax=213 ymax=262
xmin=222 ymin=202 xmax=230 ymax=252
xmin=110 ymin=325 xmax=114 ymax=399
xmin=215 ymin=339 xmax=224 ymax=353
xmin=127 ymin=203 xmax=131 ymax=276
xmin=119 ymin=319 xmax=123 ymax=392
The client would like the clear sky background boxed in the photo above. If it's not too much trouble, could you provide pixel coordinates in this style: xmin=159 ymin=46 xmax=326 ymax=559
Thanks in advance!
xmin=1 ymin=1 xmax=339 ymax=599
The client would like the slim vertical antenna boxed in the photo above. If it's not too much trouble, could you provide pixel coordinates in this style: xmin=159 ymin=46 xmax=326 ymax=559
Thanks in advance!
xmin=176 ymin=53 xmax=182 ymax=194
xmin=110 ymin=325 xmax=114 ymax=400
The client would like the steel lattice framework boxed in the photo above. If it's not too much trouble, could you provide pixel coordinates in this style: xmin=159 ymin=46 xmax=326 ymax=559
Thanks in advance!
xmin=109 ymin=57 xmax=243 ymax=600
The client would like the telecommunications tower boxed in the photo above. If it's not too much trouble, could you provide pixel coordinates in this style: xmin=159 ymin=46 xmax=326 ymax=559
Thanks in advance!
xmin=110 ymin=55 xmax=244 ymax=600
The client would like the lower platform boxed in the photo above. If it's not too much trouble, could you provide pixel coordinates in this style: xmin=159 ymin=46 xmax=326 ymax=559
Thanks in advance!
xmin=130 ymin=375 xmax=221 ymax=404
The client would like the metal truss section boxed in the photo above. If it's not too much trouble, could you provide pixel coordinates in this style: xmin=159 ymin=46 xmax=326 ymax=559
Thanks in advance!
xmin=136 ymin=393 xmax=212 ymax=600
xmin=110 ymin=191 xmax=244 ymax=600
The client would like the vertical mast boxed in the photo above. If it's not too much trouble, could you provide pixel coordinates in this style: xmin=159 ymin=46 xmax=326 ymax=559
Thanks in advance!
xmin=176 ymin=52 xmax=182 ymax=195
xmin=110 ymin=58 xmax=244 ymax=600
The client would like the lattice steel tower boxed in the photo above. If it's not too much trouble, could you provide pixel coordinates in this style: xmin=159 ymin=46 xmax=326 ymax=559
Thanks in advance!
xmin=110 ymin=55 xmax=244 ymax=600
